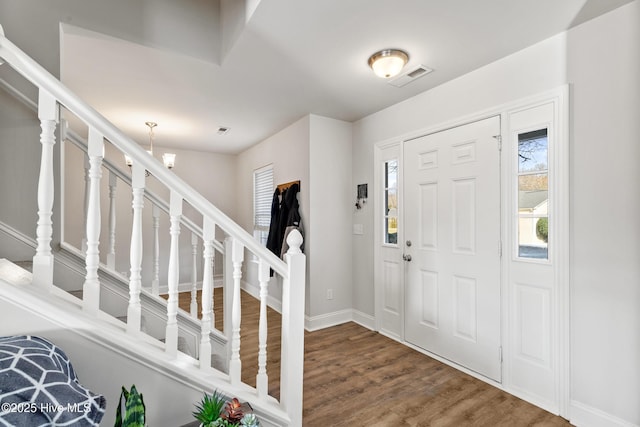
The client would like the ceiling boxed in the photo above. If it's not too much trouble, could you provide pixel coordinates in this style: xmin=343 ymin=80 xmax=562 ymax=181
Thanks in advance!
xmin=57 ymin=0 xmax=632 ymax=154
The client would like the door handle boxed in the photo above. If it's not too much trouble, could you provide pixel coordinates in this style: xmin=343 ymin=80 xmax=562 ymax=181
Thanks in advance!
xmin=403 ymin=254 xmax=412 ymax=262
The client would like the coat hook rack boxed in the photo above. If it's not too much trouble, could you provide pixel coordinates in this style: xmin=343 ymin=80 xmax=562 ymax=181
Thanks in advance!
xmin=277 ymin=180 xmax=300 ymax=193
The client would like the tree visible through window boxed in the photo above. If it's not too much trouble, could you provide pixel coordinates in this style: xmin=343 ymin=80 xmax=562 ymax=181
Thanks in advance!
xmin=517 ymin=129 xmax=548 ymax=259
xmin=254 ymin=165 xmax=273 ymax=245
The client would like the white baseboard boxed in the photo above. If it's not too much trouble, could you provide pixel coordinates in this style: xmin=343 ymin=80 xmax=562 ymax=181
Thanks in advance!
xmin=378 ymin=328 xmax=403 ymax=343
xmin=237 ymin=281 xmax=375 ymax=333
xmin=304 ymin=309 xmax=376 ymax=332
xmin=305 ymin=309 xmax=353 ymax=331
xmin=570 ymin=400 xmax=638 ymax=427
xmin=351 ymin=309 xmax=375 ymax=330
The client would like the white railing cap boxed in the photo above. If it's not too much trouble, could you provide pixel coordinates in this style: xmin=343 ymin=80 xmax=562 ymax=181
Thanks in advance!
xmin=286 ymin=230 xmax=303 ymax=254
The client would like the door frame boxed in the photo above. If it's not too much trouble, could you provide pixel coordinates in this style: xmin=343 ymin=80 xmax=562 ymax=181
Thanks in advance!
xmin=373 ymin=86 xmax=569 ymax=417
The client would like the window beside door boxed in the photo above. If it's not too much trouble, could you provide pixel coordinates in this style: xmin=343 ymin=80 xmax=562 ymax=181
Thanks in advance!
xmin=517 ymin=129 xmax=548 ymax=260
xmin=384 ymin=159 xmax=398 ymax=245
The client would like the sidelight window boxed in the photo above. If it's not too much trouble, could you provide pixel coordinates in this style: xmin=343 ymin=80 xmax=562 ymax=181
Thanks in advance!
xmin=384 ymin=159 xmax=398 ymax=245
xmin=517 ymin=129 xmax=548 ymax=259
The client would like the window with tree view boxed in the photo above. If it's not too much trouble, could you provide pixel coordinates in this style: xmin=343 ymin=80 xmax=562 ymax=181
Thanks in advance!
xmin=384 ymin=159 xmax=398 ymax=245
xmin=517 ymin=129 xmax=548 ymax=259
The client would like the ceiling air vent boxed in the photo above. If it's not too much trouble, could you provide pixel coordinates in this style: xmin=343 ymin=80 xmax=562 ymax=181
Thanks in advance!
xmin=388 ymin=65 xmax=433 ymax=88
xmin=217 ymin=126 xmax=230 ymax=135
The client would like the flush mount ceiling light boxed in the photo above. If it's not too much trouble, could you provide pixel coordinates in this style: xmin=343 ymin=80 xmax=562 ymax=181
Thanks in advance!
xmin=368 ymin=49 xmax=409 ymax=78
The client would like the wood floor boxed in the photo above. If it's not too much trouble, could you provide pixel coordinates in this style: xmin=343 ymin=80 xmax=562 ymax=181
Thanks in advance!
xmin=175 ymin=289 xmax=570 ymax=427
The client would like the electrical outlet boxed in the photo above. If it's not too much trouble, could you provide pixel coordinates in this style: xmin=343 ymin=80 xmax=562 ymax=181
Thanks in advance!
xmin=326 ymin=289 xmax=333 ymax=300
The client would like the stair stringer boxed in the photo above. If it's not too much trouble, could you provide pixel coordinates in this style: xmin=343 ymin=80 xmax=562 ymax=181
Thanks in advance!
xmin=0 ymin=260 xmax=290 ymax=427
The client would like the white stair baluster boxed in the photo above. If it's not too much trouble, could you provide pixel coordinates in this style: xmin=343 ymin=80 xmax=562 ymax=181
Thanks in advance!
xmin=127 ymin=162 xmax=145 ymax=334
xmin=151 ymin=204 xmax=160 ymax=295
xmin=190 ymin=232 xmax=198 ymax=317
xmin=256 ymin=258 xmax=270 ymax=398
xmin=32 ymin=89 xmax=58 ymax=289
xmin=199 ymin=218 xmax=215 ymax=371
xmin=81 ymin=155 xmax=89 ymax=254
xmin=229 ymin=237 xmax=244 ymax=385
xmin=106 ymin=170 xmax=117 ymax=269
xmin=165 ymin=190 xmax=182 ymax=358
xmin=224 ymin=237 xmax=233 ymax=338
xmin=82 ymin=128 xmax=104 ymax=314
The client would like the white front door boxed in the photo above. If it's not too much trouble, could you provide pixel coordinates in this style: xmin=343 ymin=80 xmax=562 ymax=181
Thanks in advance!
xmin=403 ymin=116 xmax=502 ymax=381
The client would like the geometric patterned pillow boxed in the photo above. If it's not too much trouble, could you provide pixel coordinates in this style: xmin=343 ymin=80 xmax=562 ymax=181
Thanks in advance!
xmin=0 ymin=336 xmax=106 ymax=426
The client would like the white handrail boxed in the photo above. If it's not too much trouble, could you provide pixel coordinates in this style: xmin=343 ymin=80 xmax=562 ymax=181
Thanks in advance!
xmin=0 ymin=31 xmax=288 ymax=277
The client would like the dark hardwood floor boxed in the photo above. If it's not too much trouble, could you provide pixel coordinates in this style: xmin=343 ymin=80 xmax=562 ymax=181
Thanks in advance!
xmin=174 ymin=289 xmax=570 ymax=426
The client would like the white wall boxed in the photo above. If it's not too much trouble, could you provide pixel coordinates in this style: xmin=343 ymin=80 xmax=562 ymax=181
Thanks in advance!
xmin=236 ymin=116 xmax=310 ymax=307
xmin=566 ymin=2 xmax=640 ymax=425
xmin=236 ymin=114 xmax=353 ymax=323
xmin=0 ymin=88 xmax=40 ymax=240
xmin=0 ymin=0 xmax=221 ymax=77
xmin=352 ymin=2 xmax=640 ymax=425
xmin=308 ymin=115 xmax=352 ymax=318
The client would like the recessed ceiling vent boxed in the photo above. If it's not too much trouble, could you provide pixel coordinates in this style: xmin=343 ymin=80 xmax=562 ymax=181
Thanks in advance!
xmin=388 ymin=65 xmax=433 ymax=88
xmin=217 ymin=126 xmax=230 ymax=135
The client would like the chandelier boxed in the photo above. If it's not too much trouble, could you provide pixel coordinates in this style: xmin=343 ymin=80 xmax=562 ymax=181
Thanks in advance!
xmin=124 ymin=122 xmax=176 ymax=171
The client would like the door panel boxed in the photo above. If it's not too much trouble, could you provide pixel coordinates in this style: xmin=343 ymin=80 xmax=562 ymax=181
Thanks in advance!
xmin=375 ymin=144 xmax=404 ymax=339
xmin=404 ymin=116 xmax=502 ymax=381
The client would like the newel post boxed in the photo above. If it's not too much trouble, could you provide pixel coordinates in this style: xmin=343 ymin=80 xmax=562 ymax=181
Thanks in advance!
xmin=280 ymin=230 xmax=305 ymax=427
xmin=32 ymin=89 xmax=59 ymax=289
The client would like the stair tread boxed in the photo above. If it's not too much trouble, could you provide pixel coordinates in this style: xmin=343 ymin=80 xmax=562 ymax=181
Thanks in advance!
xmin=11 ymin=260 xmax=33 ymax=272
xmin=0 ymin=259 xmax=32 ymax=285
xmin=68 ymin=289 xmax=83 ymax=299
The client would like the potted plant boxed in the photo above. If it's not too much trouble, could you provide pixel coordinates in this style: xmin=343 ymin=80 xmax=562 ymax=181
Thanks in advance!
xmin=193 ymin=391 xmax=259 ymax=427
xmin=115 ymin=385 xmax=146 ymax=427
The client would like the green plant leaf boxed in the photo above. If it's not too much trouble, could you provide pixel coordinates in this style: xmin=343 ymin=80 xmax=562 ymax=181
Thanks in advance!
xmin=193 ymin=390 xmax=226 ymax=424
xmin=115 ymin=385 xmax=146 ymax=427
xmin=115 ymin=386 xmax=129 ymax=427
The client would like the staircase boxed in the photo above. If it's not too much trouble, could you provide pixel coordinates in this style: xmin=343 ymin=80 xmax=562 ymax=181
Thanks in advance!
xmin=0 ymin=25 xmax=305 ymax=426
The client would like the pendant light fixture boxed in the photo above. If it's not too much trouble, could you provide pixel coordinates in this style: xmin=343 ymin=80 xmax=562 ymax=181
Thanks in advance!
xmin=368 ymin=49 xmax=409 ymax=79
xmin=124 ymin=121 xmax=176 ymax=172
